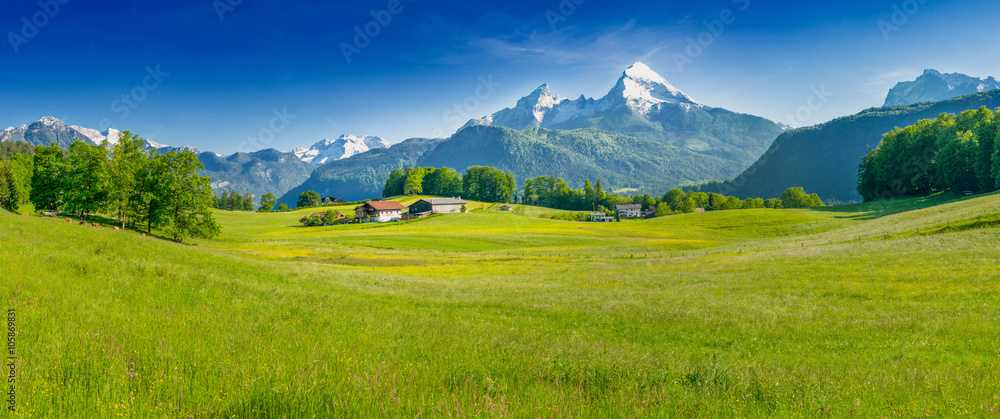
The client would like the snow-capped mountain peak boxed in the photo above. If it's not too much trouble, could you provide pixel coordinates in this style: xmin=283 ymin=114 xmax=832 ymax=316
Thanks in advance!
xmin=292 ymin=134 xmax=391 ymax=166
xmin=623 ymin=62 xmax=670 ymax=86
xmin=609 ymin=61 xmax=700 ymax=114
xmin=146 ymin=139 xmax=168 ymax=149
xmin=38 ymin=116 xmax=62 ymax=126
xmin=462 ymin=62 xmax=707 ymax=132
xmin=519 ymin=84 xmax=567 ymax=123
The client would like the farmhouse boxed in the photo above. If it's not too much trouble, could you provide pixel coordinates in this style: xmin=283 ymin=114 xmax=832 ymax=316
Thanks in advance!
xmin=322 ymin=197 xmax=349 ymax=205
xmin=499 ymin=205 xmax=513 ymax=211
xmin=354 ymin=201 xmax=405 ymax=223
xmin=616 ymin=204 xmax=642 ymax=218
xmin=589 ymin=213 xmax=615 ymax=222
xmin=407 ymin=198 xmax=467 ymax=215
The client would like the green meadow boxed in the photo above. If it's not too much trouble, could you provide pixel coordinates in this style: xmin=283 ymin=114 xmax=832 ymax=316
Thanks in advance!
xmin=2 ymin=193 xmax=1000 ymax=417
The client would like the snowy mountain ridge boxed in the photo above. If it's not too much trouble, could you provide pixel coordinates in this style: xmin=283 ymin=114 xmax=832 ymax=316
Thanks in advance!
xmin=884 ymin=69 xmax=1000 ymax=107
xmin=464 ymin=62 xmax=706 ymax=131
xmin=291 ymin=134 xmax=392 ymax=166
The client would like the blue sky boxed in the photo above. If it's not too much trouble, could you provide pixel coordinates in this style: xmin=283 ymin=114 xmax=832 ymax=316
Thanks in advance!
xmin=2 ymin=0 xmax=998 ymax=154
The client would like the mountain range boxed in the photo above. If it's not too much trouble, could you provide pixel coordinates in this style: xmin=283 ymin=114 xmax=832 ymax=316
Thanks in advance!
xmin=884 ymin=69 xmax=1000 ymax=107
xmin=279 ymin=137 xmax=444 ymax=206
xmin=0 ymin=117 xmax=397 ymax=200
xmin=1 ymin=117 xmax=313 ymax=199
xmin=282 ymin=62 xmax=785 ymax=202
xmin=465 ymin=62 xmax=784 ymax=165
xmin=8 ymin=65 xmax=1000 ymax=207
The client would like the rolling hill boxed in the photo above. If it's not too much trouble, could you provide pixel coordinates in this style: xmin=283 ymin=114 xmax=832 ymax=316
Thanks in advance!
xmin=5 ymin=190 xmax=1000 ymax=416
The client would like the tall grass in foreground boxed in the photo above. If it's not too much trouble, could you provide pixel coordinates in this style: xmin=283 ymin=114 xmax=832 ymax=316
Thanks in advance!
xmin=2 ymin=193 xmax=1000 ymax=417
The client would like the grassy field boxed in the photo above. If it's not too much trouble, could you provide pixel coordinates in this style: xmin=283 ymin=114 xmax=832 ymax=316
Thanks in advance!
xmin=2 ymin=192 xmax=1000 ymax=417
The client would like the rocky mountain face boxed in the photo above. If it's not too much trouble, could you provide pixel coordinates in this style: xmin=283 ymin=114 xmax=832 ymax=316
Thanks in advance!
xmin=199 ymin=149 xmax=314 ymax=200
xmin=1 ymin=116 xmax=98 ymax=148
xmin=884 ymin=69 xmax=1000 ymax=107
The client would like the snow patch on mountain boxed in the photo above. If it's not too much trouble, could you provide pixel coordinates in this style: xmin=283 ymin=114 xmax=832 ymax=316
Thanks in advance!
xmin=69 ymin=126 xmax=123 ymax=146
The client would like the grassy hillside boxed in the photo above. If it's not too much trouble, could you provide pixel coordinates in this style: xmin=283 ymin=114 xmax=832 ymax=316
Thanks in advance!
xmin=715 ymin=90 xmax=1000 ymax=202
xmin=3 ymin=193 xmax=1000 ymax=416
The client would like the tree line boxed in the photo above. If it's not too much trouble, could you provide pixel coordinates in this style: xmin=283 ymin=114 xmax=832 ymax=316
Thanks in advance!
xmin=858 ymin=107 xmax=1000 ymax=201
xmin=378 ymin=165 xmax=823 ymax=216
xmin=2 ymin=133 xmax=220 ymax=241
xmin=383 ymin=166 xmax=516 ymax=204
xmin=524 ymin=174 xmax=822 ymax=216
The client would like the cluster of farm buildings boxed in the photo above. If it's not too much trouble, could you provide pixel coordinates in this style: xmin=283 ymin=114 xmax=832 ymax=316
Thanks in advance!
xmin=302 ymin=200 xmax=703 ymax=225
xmin=301 ymin=198 xmax=468 ymax=224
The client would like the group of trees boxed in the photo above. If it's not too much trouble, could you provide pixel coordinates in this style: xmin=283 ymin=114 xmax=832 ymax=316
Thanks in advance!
xmin=212 ymin=191 xmax=280 ymax=212
xmin=523 ymin=174 xmax=823 ymax=217
xmin=301 ymin=210 xmax=344 ymax=227
xmin=214 ymin=191 xmax=256 ymax=212
xmin=0 ymin=148 xmax=34 ymax=212
xmin=9 ymin=132 xmax=220 ymax=241
xmin=652 ymin=187 xmax=821 ymax=215
xmin=377 ymin=165 xmax=824 ymax=217
xmin=383 ymin=167 xmax=463 ymax=197
xmin=523 ymin=177 xmax=629 ymax=211
xmin=297 ymin=190 xmax=322 ymax=209
xmin=258 ymin=193 xmax=279 ymax=212
xmin=383 ymin=166 xmax=516 ymax=204
xmin=858 ymin=107 xmax=1000 ymax=201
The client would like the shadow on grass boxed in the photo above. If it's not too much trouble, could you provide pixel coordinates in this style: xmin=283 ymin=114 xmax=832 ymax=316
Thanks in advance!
xmin=55 ymin=213 xmax=184 ymax=244
xmin=806 ymin=191 xmax=990 ymax=220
